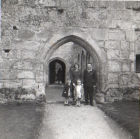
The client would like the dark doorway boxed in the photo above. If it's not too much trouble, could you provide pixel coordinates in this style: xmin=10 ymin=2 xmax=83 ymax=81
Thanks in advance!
xmin=49 ymin=59 xmax=65 ymax=84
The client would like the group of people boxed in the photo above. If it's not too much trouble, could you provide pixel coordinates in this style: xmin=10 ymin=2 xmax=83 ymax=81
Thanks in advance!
xmin=62 ymin=63 xmax=97 ymax=107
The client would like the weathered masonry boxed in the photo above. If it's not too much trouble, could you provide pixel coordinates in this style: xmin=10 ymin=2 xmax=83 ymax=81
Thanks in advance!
xmin=0 ymin=0 xmax=140 ymax=103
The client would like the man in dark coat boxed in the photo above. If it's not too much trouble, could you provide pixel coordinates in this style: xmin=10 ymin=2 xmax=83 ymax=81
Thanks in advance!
xmin=83 ymin=63 xmax=97 ymax=106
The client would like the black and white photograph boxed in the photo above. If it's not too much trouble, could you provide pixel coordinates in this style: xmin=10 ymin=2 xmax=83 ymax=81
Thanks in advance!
xmin=0 ymin=0 xmax=139 ymax=139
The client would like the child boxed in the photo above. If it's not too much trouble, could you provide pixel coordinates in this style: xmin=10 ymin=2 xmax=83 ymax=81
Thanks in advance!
xmin=62 ymin=80 xmax=72 ymax=106
xmin=73 ymin=79 xmax=83 ymax=107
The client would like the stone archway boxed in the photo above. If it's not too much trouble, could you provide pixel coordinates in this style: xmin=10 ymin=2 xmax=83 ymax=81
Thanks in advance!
xmin=49 ymin=58 xmax=66 ymax=85
xmin=44 ymin=35 xmax=105 ymax=91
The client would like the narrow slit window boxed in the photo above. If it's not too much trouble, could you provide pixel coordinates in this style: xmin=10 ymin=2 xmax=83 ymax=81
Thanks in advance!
xmin=136 ymin=54 xmax=140 ymax=73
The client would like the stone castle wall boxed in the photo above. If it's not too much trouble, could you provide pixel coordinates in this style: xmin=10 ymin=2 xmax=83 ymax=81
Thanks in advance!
xmin=0 ymin=0 xmax=140 ymax=102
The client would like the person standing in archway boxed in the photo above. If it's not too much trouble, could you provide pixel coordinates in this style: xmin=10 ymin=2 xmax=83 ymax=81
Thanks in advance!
xmin=70 ymin=63 xmax=82 ymax=103
xmin=83 ymin=63 xmax=97 ymax=106
xmin=57 ymin=67 xmax=63 ymax=84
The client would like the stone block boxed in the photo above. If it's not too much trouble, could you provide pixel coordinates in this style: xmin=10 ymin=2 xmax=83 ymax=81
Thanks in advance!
xmin=86 ymin=8 xmax=107 ymax=20
xmin=120 ymin=50 xmax=130 ymax=59
xmin=18 ymin=29 xmax=35 ymax=40
xmin=122 ymin=62 xmax=131 ymax=72
xmin=108 ymin=61 xmax=121 ymax=72
xmin=8 ymin=70 xmax=17 ymax=80
xmin=91 ymin=28 xmax=108 ymax=40
xmin=84 ymin=1 xmax=109 ymax=9
xmin=107 ymin=49 xmax=120 ymax=59
xmin=129 ymin=74 xmax=140 ymax=87
xmin=22 ymin=61 xmax=33 ymax=70
xmin=16 ymin=49 xmax=22 ymax=59
xmin=129 ymin=52 xmax=135 ymax=61
xmin=125 ymin=30 xmax=136 ymax=42
xmin=0 ymin=55 xmax=3 ymax=63
xmin=119 ymin=73 xmax=140 ymax=88
xmin=0 ymin=59 xmax=12 ymax=69
xmin=119 ymin=74 xmax=129 ymax=87
xmin=135 ymin=30 xmax=140 ymax=41
xmin=135 ymin=12 xmax=140 ymax=21
xmin=108 ymin=10 xmax=130 ymax=20
xmin=97 ymin=41 xmax=104 ymax=48
xmin=98 ymin=1 xmax=109 ymax=9
xmin=108 ymin=30 xmax=125 ymax=40
xmin=21 ymin=50 xmax=36 ymax=59
xmin=129 ymin=42 xmax=135 ymax=52
xmin=7 ymin=49 xmax=18 ymax=59
xmin=108 ymin=20 xmax=133 ymax=29
xmin=109 ymin=1 xmax=125 ymax=10
xmin=108 ymin=73 xmax=118 ymax=84
xmin=17 ymin=71 xmax=34 ymax=79
xmin=120 ymin=41 xmax=130 ymax=51
xmin=38 ymin=0 xmax=56 ymax=7
xmin=83 ymin=1 xmax=96 ymax=8
xmin=12 ymin=61 xmax=33 ymax=70
xmin=36 ymin=27 xmax=52 ymax=41
xmin=12 ymin=61 xmax=23 ymax=69
xmin=22 ymin=79 xmax=36 ymax=88
xmin=105 ymin=41 xmax=120 ymax=50
xmin=16 ymin=41 xmax=41 ymax=51
xmin=135 ymin=40 xmax=140 ymax=53
xmin=35 ymin=63 xmax=44 ymax=71
xmin=0 ymin=83 xmax=3 ymax=88
xmin=3 ymin=81 xmax=22 ymax=88
xmin=35 ymin=71 xmax=44 ymax=83
xmin=131 ymin=63 xmax=135 ymax=72
xmin=0 ymin=70 xmax=10 ymax=80
xmin=125 ymin=1 xmax=140 ymax=10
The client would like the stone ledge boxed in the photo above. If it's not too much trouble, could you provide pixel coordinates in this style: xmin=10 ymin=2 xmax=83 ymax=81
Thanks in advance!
xmin=104 ymin=87 xmax=140 ymax=102
xmin=0 ymin=87 xmax=46 ymax=104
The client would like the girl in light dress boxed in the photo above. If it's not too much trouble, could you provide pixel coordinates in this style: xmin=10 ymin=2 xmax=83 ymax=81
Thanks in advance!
xmin=73 ymin=79 xmax=83 ymax=107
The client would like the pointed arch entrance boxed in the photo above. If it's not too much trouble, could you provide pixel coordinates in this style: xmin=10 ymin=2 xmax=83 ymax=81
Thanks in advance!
xmin=49 ymin=58 xmax=66 ymax=85
xmin=44 ymin=34 xmax=107 ymax=91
